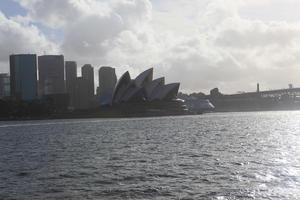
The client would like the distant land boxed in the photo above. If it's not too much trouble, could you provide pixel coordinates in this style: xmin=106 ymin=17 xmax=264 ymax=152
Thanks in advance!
xmin=179 ymin=84 xmax=300 ymax=113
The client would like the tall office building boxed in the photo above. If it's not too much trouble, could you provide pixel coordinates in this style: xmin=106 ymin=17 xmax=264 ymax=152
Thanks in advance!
xmin=10 ymin=54 xmax=37 ymax=100
xmin=72 ymin=64 xmax=95 ymax=110
xmin=38 ymin=55 xmax=65 ymax=96
xmin=81 ymin=64 xmax=94 ymax=98
xmin=65 ymin=61 xmax=77 ymax=107
xmin=0 ymin=73 xmax=10 ymax=98
xmin=98 ymin=66 xmax=117 ymax=95
xmin=74 ymin=77 xmax=89 ymax=109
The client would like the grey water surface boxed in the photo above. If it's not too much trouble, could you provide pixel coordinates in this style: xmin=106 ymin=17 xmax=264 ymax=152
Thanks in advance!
xmin=0 ymin=111 xmax=300 ymax=200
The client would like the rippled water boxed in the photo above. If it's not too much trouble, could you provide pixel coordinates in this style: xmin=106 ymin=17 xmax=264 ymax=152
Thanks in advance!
xmin=1 ymin=111 xmax=300 ymax=200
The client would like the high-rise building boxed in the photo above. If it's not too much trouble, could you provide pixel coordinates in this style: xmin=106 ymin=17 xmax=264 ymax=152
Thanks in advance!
xmin=10 ymin=54 xmax=38 ymax=100
xmin=38 ymin=55 xmax=65 ymax=96
xmin=72 ymin=64 xmax=95 ymax=110
xmin=74 ymin=77 xmax=89 ymax=110
xmin=0 ymin=73 xmax=10 ymax=98
xmin=81 ymin=64 xmax=94 ymax=98
xmin=65 ymin=61 xmax=77 ymax=107
xmin=98 ymin=66 xmax=117 ymax=95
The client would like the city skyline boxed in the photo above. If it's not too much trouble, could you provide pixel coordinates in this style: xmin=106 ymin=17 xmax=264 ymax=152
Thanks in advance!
xmin=0 ymin=53 xmax=183 ymax=113
xmin=1 ymin=0 xmax=300 ymax=93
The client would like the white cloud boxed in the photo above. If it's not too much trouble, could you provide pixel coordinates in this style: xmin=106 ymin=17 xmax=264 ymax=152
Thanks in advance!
xmin=3 ymin=0 xmax=300 ymax=93
xmin=0 ymin=11 xmax=58 ymax=72
xmin=15 ymin=0 xmax=111 ymax=28
xmin=150 ymin=0 xmax=300 ymax=93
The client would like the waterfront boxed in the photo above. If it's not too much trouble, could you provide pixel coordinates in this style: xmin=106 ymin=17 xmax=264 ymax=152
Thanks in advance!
xmin=0 ymin=111 xmax=300 ymax=199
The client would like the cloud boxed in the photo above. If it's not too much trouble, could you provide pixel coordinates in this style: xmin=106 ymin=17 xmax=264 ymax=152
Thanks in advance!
xmin=150 ymin=0 xmax=300 ymax=92
xmin=62 ymin=13 xmax=124 ymax=58
xmin=15 ymin=0 xmax=111 ymax=28
xmin=0 ymin=11 xmax=58 ymax=72
xmin=215 ymin=19 xmax=300 ymax=48
xmin=3 ymin=0 xmax=300 ymax=93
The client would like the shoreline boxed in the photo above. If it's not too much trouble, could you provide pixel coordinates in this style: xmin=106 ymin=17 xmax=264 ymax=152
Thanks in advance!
xmin=2 ymin=108 xmax=300 ymax=121
xmin=0 ymin=109 xmax=195 ymax=121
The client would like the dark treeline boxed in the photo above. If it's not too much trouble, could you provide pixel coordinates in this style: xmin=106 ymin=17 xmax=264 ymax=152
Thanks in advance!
xmin=0 ymin=98 xmax=190 ymax=120
xmin=0 ymin=98 xmax=60 ymax=120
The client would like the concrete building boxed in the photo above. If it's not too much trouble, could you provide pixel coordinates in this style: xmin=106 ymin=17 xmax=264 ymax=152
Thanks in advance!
xmin=71 ymin=64 xmax=95 ymax=110
xmin=0 ymin=73 xmax=10 ymax=98
xmin=98 ymin=66 xmax=117 ymax=95
xmin=38 ymin=55 xmax=65 ymax=96
xmin=65 ymin=61 xmax=77 ymax=107
xmin=82 ymin=64 xmax=94 ymax=99
xmin=10 ymin=54 xmax=38 ymax=100
xmin=74 ymin=77 xmax=89 ymax=110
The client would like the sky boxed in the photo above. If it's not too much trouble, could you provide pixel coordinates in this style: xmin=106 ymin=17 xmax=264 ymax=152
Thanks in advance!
xmin=1 ymin=0 xmax=300 ymax=94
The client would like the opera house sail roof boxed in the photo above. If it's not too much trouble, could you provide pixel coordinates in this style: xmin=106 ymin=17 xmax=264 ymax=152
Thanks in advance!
xmin=134 ymin=68 xmax=153 ymax=87
xmin=99 ymin=68 xmax=181 ymax=106
xmin=145 ymin=77 xmax=165 ymax=100
xmin=112 ymin=71 xmax=131 ymax=104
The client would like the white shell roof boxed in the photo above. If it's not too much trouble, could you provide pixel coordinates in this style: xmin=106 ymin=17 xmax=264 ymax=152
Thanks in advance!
xmin=109 ymin=68 xmax=180 ymax=104
xmin=112 ymin=71 xmax=131 ymax=103
xmin=151 ymin=83 xmax=180 ymax=101
xmin=145 ymin=77 xmax=165 ymax=99
xmin=134 ymin=68 xmax=153 ymax=88
xmin=121 ymin=85 xmax=144 ymax=102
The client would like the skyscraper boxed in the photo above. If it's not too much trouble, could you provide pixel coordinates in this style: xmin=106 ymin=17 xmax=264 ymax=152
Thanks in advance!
xmin=98 ymin=66 xmax=117 ymax=95
xmin=38 ymin=55 xmax=65 ymax=96
xmin=10 ymin=54 xmax=37 ymax=100
xmin=0 ymin=73 xmax=10 ymax=98
xmin=65 ymin=61 xmax=77 ymax=107
xmin=74 ymin=77 xmax=89 ymax=109
xmin=81 ymin=64 xmax=94 ymax=98
xmin=72 ymin=64 xmax=95 ymax=110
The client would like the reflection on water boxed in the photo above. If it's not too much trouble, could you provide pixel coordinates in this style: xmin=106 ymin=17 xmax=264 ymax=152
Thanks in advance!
xmin=0 ymin=111 xmax=300 ymax=199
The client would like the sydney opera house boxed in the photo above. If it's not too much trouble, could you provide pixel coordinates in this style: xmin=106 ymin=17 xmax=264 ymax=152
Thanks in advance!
xmin=99 ymin=68 xmax=179 ymax=104
xmin=98 ymin=68 xmax=188 ymax=115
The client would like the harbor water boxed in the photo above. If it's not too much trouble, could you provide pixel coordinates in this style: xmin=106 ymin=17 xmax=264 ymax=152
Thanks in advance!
xmin=0 ymin=111 xmax=300 ymax=199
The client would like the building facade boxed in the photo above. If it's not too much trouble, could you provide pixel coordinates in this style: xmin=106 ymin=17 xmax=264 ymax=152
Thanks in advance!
xmin=65 ymin=61 xmax=77 ymax=108
xmin=81 ymin=64 xmax=94 ymax=99
xmin=10 ymin=54 xmax=38 ymax=100
xmin=0 ymin=73 xmax=10 ymax=98
xmin=74 ymin=77 xmax=89 ymax=110
xmin=71 ymin=65 xmax=95 ymax=110
xmin=38 ymin=55 xmax=65 ymax=96
xmin=98 ymin=66 xmax=117 ymax=96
